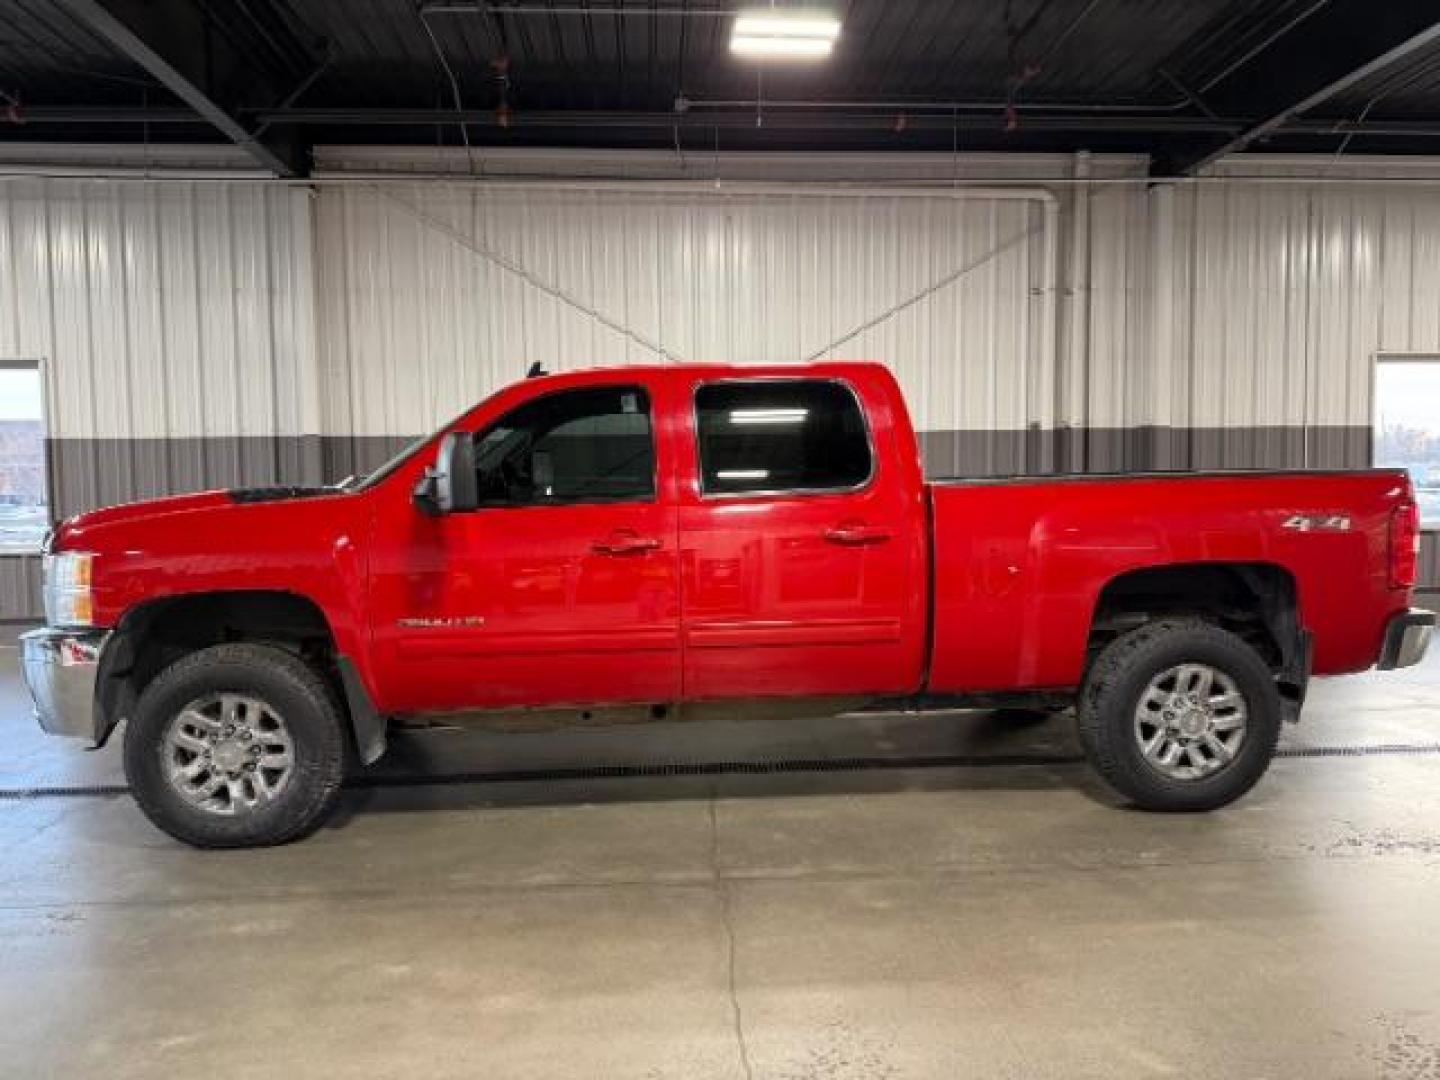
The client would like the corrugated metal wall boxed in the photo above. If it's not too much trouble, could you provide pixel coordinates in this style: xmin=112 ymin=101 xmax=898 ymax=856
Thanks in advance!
xmin=0 ymin=178 xmax=318 ymax=619
xmin=0 ymin=556 xmax=42 ymax=624
xmin=0 ymin=180 xmax=317 ymax=441
xmin=1160 ymin=167 xmax=1440 ymax=467
xmin=315 ymin=182 xmax=1054 ymax=478
xmin=2 ymin=152 xmax=1439 ymax=619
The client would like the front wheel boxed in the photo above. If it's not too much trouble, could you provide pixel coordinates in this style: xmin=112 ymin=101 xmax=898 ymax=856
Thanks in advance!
xmin=1077 ymin=619 xmax=1281 ymax=812
xmin=124 ymin=644 xmax=347 ymax=848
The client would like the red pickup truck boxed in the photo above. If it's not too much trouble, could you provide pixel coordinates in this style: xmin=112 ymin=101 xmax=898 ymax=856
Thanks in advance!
xmin=21 ymin=362 xmax=1434 ymax=847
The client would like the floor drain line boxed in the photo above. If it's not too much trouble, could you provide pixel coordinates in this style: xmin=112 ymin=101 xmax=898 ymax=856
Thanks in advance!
xmin=1277 ymin=742 xmax=1440 ymax=758
xmin=2 ymin=742 xmax=1439 ymax=800
xmin=0 ymin=783 xmax=130 ymax=799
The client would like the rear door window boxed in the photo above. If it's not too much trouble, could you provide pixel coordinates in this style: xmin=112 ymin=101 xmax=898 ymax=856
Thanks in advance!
xmin=695 ymin=380 xmax=872 ymax=496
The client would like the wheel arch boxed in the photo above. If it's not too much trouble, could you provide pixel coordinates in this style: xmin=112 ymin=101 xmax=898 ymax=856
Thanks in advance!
xmin=1086 ymin=561 xmax=1310 ymax=716
xmin=95 ymin=589 xmax=382 ymax=760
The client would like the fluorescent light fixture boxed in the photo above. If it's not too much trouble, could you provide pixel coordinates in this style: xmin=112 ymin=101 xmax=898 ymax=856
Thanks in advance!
xmin=729 ymin=408 xmax=809 ymax=425
xmin=733 ymin=13 xmax=841 ymax=39
xmin=731 ymin=8 xmax=840 ymax=60
xmin=731 ymin=35 xmax=833 ymax=58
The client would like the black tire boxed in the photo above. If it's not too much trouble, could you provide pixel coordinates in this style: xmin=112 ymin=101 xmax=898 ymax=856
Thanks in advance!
xmin=124 ymin=644 xmax=347 ymax=848
xmin=1077 ymin=619 xmax=1281 ymax=812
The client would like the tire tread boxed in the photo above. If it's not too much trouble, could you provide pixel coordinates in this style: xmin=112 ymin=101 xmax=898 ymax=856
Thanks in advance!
xmin=124 ymin=644 xmax=346 ymax=848
xmin=1077 ymin=618 xmax=1281 ymax=811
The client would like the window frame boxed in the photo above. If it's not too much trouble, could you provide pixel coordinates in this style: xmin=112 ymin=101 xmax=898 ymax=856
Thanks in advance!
xmin=467 ymin=382 xmax=660 ymax=510
xmin=0 ymin=357 xmax=53 ymax=557
xmin=691 ymin=377 xmax=877 ymax=500
xmin=1372 ymin=352 xmax=1440 ymax=531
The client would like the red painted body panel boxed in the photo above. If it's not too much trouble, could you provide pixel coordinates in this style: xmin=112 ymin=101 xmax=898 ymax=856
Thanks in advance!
xmin=926 ymin=471 xmax=1413 ymax=693
xmin=364 ymin=369 xmax=689 ymax=712
xmin=671 ymin=365 xmax=929 ymax=701
xmin=53 ymin=362 xmax=1416 ymax=716
xmin=58 ymin=491 xmax=376 ymax=689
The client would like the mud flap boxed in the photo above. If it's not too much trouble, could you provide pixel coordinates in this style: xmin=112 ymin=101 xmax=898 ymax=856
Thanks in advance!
xmin=1278 ymin=629 xmax=1313 ymax=724
xmin=337 ymin=656 xmax=387 ymax=765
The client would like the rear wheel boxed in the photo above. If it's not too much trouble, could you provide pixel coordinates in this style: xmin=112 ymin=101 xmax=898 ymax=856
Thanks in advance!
xmin=124 ymin=644 xmax=346 ymax=848
xmin=1077 ymin=619 xmax=1281 ymax=811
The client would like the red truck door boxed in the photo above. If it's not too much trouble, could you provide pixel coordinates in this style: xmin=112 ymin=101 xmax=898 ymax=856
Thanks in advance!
xmin=367 ymin=381 xmax=681 ymax=713
xmin=677 ymin=374 xmax=927 ymax=700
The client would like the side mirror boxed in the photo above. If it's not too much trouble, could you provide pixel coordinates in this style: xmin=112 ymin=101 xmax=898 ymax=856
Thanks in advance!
xmin=413 ymin=431 xmax=477 ymax=515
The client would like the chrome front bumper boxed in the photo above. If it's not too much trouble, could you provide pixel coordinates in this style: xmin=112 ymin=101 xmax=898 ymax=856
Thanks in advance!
xmin=1378 ymin=608 xmax=1435 ymax=671
xmin=19 ymin=628 xmax=111 ymax=741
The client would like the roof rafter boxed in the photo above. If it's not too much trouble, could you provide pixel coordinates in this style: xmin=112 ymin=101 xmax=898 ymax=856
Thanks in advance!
xmin=1158 ymin=2 xmax=1440 ymax=176
xmin=53 ymin=0 xmax=316 ymax=176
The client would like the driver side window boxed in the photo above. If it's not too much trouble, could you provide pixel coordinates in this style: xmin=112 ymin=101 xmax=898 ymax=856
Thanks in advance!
xmin=473 ymin=385 xmax=656 ymax=507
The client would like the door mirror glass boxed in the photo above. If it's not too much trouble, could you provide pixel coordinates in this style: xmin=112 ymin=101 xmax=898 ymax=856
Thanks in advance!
xmin=413 ymin=431 xmax=478 ymax=514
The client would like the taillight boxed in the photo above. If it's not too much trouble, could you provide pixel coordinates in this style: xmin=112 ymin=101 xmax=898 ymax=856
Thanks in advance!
xmin=1389 ymin=500 xmax=1420 ymax=590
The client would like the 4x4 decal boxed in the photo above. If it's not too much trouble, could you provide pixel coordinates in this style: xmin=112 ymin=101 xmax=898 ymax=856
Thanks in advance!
xmin=1281 ymin=514 xmax=1352 ymax=532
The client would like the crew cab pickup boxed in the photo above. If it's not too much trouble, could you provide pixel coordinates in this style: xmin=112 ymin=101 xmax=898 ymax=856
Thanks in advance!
xmin=21 ymin=362 xmax=1434 ymax=847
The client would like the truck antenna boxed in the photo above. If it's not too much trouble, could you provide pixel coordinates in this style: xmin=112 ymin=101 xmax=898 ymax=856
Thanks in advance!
xmin=526 ymin=362 xmax=549 ymax=379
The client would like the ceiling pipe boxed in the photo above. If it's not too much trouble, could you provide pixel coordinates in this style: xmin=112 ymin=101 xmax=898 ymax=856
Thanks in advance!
xmin=245 ymin=108 xmax=1440 ymax=140
xmin=676 ymin=96 xmax=1194 ymax=115
xmin=8 ymin=166 xmax=1440 ymax=186
xmin=18 ymin=108 xmax=209 ymax=124
xmin=18 ymin=106 xmax=1440 ymax=142
xmin=21 ymin=105 xmax=1440 ymax=142
xmin=244 ymin=107 xmax=1244 ymax=132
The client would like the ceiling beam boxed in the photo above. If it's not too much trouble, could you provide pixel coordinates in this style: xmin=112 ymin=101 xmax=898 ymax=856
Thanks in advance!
xmin=52 ymin=0 xmax=309 ymax=176
xmin=1159 ymin=3 xmax=1440 ymax=176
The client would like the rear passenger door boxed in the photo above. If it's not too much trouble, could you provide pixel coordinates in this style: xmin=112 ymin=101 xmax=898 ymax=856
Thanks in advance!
xmin=677 ymin=377 xmax=926 ymax=701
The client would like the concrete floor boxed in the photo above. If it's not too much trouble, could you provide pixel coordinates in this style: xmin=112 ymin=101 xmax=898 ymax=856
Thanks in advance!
xmin=2 ymin=627 xmax=1440 ymax=1079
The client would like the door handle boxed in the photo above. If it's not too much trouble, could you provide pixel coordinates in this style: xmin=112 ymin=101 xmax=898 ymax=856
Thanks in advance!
xmin=592 ymin=530 xmax=663 ymax=555
xmin=823 ymin=522 xmax=891 ymax=546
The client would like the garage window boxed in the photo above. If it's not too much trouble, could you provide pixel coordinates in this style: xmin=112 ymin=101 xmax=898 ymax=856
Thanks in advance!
xmin=1375 ymin=356 xmax=1440 ymax=528
xmin=695 ymin=380 xmax=872 ymax=495
xmin=0 ymin=360 xmax=49 ymax=553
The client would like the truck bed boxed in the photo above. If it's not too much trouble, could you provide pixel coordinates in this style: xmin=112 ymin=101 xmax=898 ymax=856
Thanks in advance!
xmin=928 ymin=467 xmax=1405 ymax=487
xmin=925 ymin=468 xmax=1412 ymax=693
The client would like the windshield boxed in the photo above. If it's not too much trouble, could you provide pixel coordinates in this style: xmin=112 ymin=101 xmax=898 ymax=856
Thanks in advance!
xmin=346 ymin=432 xmax=434 ymax=492
xmin=347 ymin=391 xmax=509 ymax=493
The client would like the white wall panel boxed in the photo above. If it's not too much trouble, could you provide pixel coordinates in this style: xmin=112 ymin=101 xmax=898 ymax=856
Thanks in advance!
xmin=314 ymin=183 xmax=1053 ymax=441
xmin=1080 ymin=184 xmax=1151 ymax=429
xmin=1168 ymin=171 xmax=1440 ymax=433
xmin=7 ymin=154 xmax=1440 ymax=451
xmin=0 ymin=179 xmax=317 ymax=439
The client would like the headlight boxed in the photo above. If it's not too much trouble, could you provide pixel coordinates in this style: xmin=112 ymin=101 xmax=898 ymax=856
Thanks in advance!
xmin=43 ymin=552 xmax=95 ymax=627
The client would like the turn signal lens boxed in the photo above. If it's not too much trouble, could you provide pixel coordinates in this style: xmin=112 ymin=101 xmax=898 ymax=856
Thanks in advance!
xmin=43 ymin=552 xmax=96 ymax=627
xmin=1389 ymin=501 xmax=1420 ymax=590
xmin=68 ymin=590 xmax=94 ymax=626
